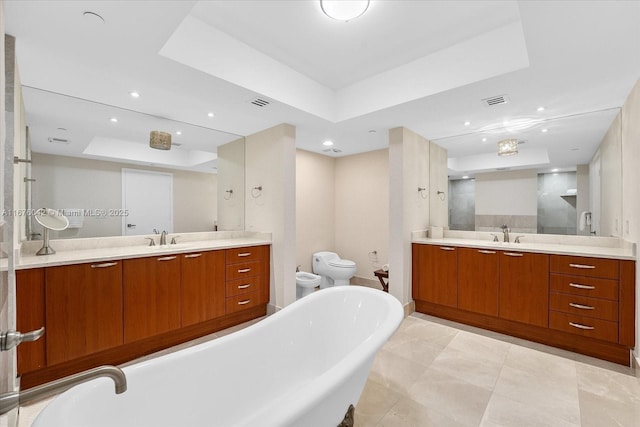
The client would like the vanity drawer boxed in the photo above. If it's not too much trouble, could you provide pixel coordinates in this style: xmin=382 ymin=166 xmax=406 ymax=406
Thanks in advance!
xmin=226 ymin=276 xmax=263 ymax=297
xmin=225 ymin=260 xmax=263 ymax=281
xmin=549 ymin=292 xmax=618 ymax=322
xmin=550 ymin=274 xmax=619 ymax=301
xmin=549 ymin=255 xmax=619 ymax=279
xmin=226 ymin=246 xmax=263 ymax=264
xmin=225 ymin=292 xmax=264 ymax=314
xmin=549 ymin=311 xmax=618 ymax=343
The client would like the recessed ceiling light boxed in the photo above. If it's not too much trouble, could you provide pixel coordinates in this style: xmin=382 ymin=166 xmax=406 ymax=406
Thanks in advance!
xmin=323 ymin=140 xmax=334 ymax=146
xmin=464 ymin=121 xmax=471 ymax=126
xmin=537 ymin=106 xmax=545 ymax=112
xmin=129 ymin=91 xmax=140 ymax=98
xmin=176 ymin=131 xmax=182 ymax=135
xmin=368 ymin=130 xmax=376 ymax=133
xmin=481 ymin=137 xmax=487 ymax=142
xmin=83 ymin=11 xmax=105 ymax=24
xmin=551 ymin=168 xmax=559 ymax=172
xmin=541 ymin=128 xmax=548 ymax=133
xmin=110 ymin=117 xmax=118 ymax=123
xmin=207 ymin=112 xmax=215 ymax=118
xmin=462 ymin=176 xmax=469 ymax=179
xmin=320 ymin=0 xmax=370 ymax=21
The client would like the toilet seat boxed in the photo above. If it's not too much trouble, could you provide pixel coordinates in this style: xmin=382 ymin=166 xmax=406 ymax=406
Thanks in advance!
xmin=328 ymin=259 xmax=356 ymax=268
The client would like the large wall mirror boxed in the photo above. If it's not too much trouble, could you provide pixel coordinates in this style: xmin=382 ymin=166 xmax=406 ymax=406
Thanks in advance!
xmin=21 ymin=86 xmax=245 ymax=240
xmin=435 ymin=108 xmax=622 ymax=237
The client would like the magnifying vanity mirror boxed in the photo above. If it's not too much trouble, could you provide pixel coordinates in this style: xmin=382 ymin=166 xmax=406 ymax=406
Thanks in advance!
xmin=34 ymin=208 xmax=70 ymax=255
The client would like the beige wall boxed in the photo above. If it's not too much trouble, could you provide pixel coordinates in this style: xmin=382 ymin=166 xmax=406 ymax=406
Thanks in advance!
xmin=245 ymin=124 xmax=296 ymax=309
xmin=217 ymin=138 xmax=244 ymax=231
xmin=389 ymin=127 xmax=431 ymax=305
xmin=618 ymin=79 xmax=640 ymax=358
xmin=31 ymin=153 xmax=218 ymax=239
xmin=335 ymin=149 xmax=389 ymax=281
xmin=295 ymin=149 xmax=335 ymax=273
xmin=429 ymin=142 xmax=448 ymax=226
xmin=595 ymin=114 xmax=623 ymax=237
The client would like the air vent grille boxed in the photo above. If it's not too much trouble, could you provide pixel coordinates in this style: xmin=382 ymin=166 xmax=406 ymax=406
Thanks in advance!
xmin=482 ymin=94 xmax=510 ymax=107
xmin=249 ymin=97 xmax=270 ymax=107
xmin=48 ymin=137 xmax=70 ymax=144
xmin=323 ymin=148 xmax=342 ymax=154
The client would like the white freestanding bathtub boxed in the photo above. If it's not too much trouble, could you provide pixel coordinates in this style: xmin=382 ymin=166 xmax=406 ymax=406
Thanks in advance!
xmin=32 ymin=286 xmax=403 ymax=427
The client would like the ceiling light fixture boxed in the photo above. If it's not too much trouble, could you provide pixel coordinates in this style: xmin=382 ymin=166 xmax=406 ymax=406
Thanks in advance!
xmin=462 ymin=176 xmax=469 ymax=179
xmin=541 ymin=128 xmax=549 ymax=133
xmin=129 ymin=91 xmax=140 ymax=98
xmin=208 ymin=112 xmax=215 ymax=118
xmin=551 ymin=168 xmax=559 ymax=172
xmin=464 ymin=121 xmax=471 ymax=126
xmin=323 ymin=140 xmax=334 ymax=146
xmin=497 ymin=138 xmax=518 ymax=156
xmin=110 ymin=117 xmax=118 ymax=123
xmin=537 ymin=106 xmax=545 ymax=112
xmin=150 ymin=131 xmax=171 ymax=150
xmin=320 ymin=0 xmax=370 ymax=21
xmin=481 ymin=137 xmax=487 ymax=142
xmin=176 ymin=131 xmax=182 ymax=135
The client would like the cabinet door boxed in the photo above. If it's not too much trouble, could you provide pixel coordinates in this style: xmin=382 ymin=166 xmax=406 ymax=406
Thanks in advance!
xmin=458 ymin=248 xmax=499 ymax=316
xmin=414 ymin=244 xmax=458 ymax=307
xmin=181 ymin=251 xmax=225 ymax=326
xmin=16 ymin=269 xmax=46 ymax=374
xmin=124 ymin=255 xmax=181 ymax=343
xmin=499 ymin=251 xmax=549 ymax=327
xmin=45 ymin=261 xmax=123 ymax=365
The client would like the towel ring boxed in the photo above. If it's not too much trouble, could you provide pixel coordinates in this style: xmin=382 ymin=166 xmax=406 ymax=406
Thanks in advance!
xmin=224 ymin=189 xmax=233 ymax=200
xmin=437 ymin=190 xmax=446 ymax=201
xmin=251 ymin=186 xmax=263 ymax=198
xmin=417 ymin=187 xmax=428 ymax=199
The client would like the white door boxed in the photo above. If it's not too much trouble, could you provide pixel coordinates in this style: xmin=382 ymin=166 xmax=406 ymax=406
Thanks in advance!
xmin=122 ymin=169 xmax=173 ymax=236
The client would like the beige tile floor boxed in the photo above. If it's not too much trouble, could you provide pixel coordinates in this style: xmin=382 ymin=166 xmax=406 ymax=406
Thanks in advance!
xmin=17 ymin=313 xmax=640 ymax=427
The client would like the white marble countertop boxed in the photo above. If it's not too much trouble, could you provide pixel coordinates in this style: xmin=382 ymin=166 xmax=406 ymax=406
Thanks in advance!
xmin=9 ymin=236 xmax=271 ymax=270
xmin=413 ymin=237 xmax=635 ymax=260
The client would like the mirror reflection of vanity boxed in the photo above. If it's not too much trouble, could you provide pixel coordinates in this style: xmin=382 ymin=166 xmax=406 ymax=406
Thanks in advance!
xmin=436 ymin=108 xmax=622 ymax=237
xmin=20 ymin=86 xmax=245 ymax=241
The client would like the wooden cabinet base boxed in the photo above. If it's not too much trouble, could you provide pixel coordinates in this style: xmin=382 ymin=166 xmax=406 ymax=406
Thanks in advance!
xmin=19 ymin=305 xmax=266 ymax=390
xmin=415 ymin=300 xmax=631 ymax=366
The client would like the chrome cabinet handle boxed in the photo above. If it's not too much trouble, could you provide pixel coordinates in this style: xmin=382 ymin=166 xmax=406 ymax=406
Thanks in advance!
xmin=569 ymin=302 xmax=595 ymax=310
xmin=238 ymin=299 xmax=251 ymax=305
xmin=184 ymin=253 xmax=202 ymax=258
xmin=569 ymin=322 xmax=595 ymax=330
xmin=504 ymin=252 xmax=523 ymax=257
xmin=157 ymin=256 xmax=177 ymax=261
xmin=237 ymin=284 xmax=251 ymax=289
xmin=478 ymin=250 xmax=496 ymax=254
xmin=569 ymin=283 xmax=595 ymax=290
xmin=569 ymin=263 xmax=596 ymax=269
xmin=237 ymin=252 xmax=252 ymax=257
xmin=91 ymin=262 xmax=118 ymax=269
xmin=439 ymin=247 xmax=455 ymax=251
xmin=237 ymin=268 xmax=251 ymax=273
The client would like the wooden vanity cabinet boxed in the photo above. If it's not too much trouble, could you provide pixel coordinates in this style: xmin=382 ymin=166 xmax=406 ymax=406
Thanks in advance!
xmin=498 ymin=251 xmax=549 ymax=327
xmin=225 ymin=245 xmax=269 ymax=314
xmin=457 ymin=248 xmax=499 ymax=316
xmin=180 ymin=250 xmax=226 ymax=326
xmin=123 ymin=255 xmax=181 ymax=343
xmin=16 ymin=268 xmax=46 ymax=374
xmin=413 ymin=244 xmax=458 ymax=307
xmin=45 ymin=261 xmax=124 ymax=365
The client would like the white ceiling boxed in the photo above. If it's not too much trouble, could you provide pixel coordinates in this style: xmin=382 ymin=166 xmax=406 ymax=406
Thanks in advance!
xmin=5 ymin=0 xmax=640 ymax=175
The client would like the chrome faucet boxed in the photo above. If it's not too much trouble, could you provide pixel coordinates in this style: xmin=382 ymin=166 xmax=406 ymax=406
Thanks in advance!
xmin=0 ymin=365 xmax=127 ymax=415
xmin=501 ymin=224 xmax=510 ymax=243
xmin=160 ymin=230 xmax=168 ymax=246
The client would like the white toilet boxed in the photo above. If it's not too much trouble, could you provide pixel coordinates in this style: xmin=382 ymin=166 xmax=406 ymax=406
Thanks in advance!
xmin=295 ymin=271 xmax=321 ymax=299
xmin=312 ymin=251 xmax=357 ymax=288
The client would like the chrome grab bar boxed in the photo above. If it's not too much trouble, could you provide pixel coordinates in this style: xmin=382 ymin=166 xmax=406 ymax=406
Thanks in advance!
xmin=569 ymin=283 xmax=595 ymax=290
xmin=569 ymin=263 xmax=596 ymax=269
xmin=569 ymin=302 xmax=595 ymax=310
xmin=91 ymin=262 xmax=118 ymax=269
xmin=569 ymin=322 xmax=595 ymax=330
